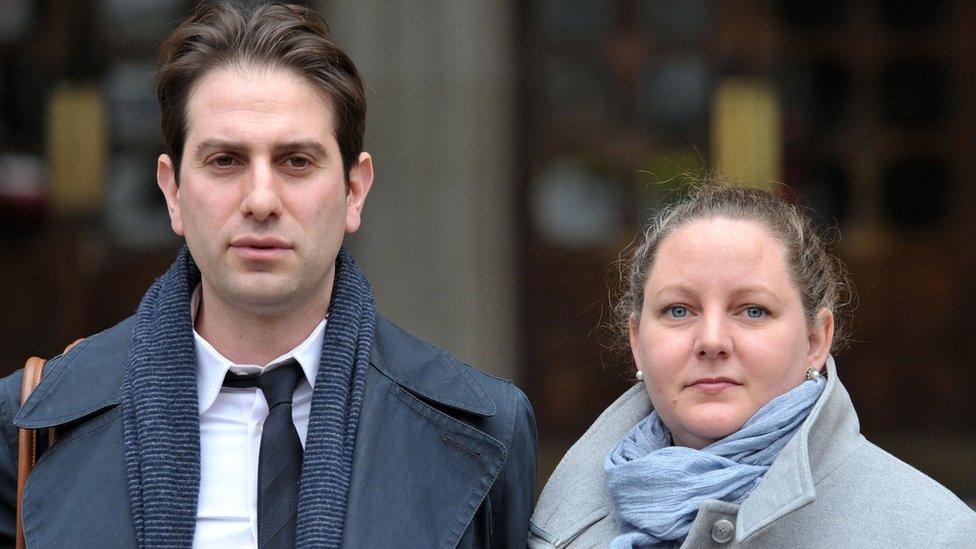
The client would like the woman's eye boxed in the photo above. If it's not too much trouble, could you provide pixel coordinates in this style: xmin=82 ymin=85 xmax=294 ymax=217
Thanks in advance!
xmin=745 ymin=306 xmax=767 ymax=319
xmin=665 ymin=305 xmax=688 ymax=319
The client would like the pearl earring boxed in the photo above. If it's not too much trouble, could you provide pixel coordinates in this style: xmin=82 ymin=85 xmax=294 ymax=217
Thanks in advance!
xmin=805 ymin=367 xmax=822 ymax=381
xmin=635 ymin=370 xmax=644 ymax=382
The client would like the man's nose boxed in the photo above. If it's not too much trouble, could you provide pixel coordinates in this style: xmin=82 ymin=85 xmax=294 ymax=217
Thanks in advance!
xmin=693 ymin=311 xmax=733 ymax=359
xmin=240 ymin=162 xmax=283 ymax=221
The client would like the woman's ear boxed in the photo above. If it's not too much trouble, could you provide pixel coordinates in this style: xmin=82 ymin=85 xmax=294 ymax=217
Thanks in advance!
xmin=629 ymin=314 xmax=643 ymax=371
xmin=807 ymin=308 xmax=834 ymax=368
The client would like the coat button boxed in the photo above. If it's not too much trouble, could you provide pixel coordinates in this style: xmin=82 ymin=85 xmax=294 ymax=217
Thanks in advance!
xmin=710 ymin=518 xmax=734 ymax=544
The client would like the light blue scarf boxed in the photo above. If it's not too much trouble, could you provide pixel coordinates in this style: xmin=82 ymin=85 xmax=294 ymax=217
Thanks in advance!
xmin=605 ymin=376 xmax=826 ymax=548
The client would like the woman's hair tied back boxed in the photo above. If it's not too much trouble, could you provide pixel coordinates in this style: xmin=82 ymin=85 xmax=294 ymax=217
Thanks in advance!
xmin=614 ymin=176 xmax=857 ymax=354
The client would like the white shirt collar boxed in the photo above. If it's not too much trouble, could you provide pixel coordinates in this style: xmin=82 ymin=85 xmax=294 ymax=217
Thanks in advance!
xmin=191 ymin=285 xmax=326 ymax=413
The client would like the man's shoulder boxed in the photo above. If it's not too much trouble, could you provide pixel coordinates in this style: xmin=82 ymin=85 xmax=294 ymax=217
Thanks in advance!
xmin=37 ymin=314 xmax=135 ymax=377
xmin=2 ymin=314 xmax=135 ymax=389
xmin=370 ymin=315 xmax=530 ymax=425
xmin=2 ymin=315 xmax=135 ymax=429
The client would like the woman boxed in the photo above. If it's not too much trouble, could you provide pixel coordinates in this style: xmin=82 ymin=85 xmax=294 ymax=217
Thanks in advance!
xmin=529 ymin=184 xmax=976 ymax=548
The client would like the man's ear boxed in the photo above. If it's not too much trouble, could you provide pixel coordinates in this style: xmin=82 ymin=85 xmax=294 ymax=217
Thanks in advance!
xmin=345 ymin=151 xmax=374 ymax=234
xmin=807 ymin=308 xmax=834 ymax=369
xmin=157 ymin=154 xmax=185 ymax=236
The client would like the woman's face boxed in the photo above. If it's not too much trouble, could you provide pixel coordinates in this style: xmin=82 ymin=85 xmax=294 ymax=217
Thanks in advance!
xmin=630 ymin=217 xmax=832 ymax=450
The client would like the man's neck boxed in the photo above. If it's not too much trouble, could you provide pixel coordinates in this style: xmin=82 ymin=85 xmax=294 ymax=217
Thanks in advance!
xmin=194 ymin=281 xmax=332 ymax=366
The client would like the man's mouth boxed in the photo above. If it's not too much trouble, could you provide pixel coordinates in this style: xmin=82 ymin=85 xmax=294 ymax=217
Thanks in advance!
xmin=229 ymin=236 xmax=292 ymax=259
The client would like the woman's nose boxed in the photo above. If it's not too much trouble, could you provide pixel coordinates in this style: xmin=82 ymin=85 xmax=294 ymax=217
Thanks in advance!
xmin=694 ymin=311 xmax=733 ymax=359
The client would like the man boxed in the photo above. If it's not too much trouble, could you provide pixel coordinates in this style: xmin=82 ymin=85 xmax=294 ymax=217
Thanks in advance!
xmin=0 ymin=3 xmax=536 ymax=548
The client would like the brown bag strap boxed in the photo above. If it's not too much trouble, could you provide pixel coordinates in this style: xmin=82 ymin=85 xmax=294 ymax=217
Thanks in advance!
xmin=16 ymin=339 xmax=83 ymax=549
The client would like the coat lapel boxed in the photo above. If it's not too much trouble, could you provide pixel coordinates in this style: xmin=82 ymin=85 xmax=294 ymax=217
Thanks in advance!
xmin=14 ymin=317 xmax=131 ymax=430
xmin=342 ymin=318 xmax=505 ymax=548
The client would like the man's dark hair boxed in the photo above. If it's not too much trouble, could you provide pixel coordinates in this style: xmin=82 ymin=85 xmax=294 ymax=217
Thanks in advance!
xmin=155 ymin=2 xmax=366 ymax=181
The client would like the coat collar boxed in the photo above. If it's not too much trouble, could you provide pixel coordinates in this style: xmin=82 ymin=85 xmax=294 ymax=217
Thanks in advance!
xmin=734 ymin=356 xmax=860 ymax=541
xmin=14 ymin=316 xmax=133 ymax=429
xmin=15 ymin=314 xmax=496 ymax=429
xmin=368 ymin=316 xmax=496 ymax=416
xmin=530 ymin=383 xmax=650 ymax=546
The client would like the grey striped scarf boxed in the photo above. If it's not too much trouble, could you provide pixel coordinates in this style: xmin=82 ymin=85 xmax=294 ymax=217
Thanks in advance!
xmin=122 ymin=245 xmax=375 ymax=548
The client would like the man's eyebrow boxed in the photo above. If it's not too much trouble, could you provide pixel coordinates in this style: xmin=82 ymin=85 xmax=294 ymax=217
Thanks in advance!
xmin=272 ymin=140 xmax=329 ymax=158
xmin=194 ymin=139 xmax=247 ymax=157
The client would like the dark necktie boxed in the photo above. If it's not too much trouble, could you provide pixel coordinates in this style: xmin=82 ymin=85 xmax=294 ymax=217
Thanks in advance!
xmin=223 ymin=358 xmax=305 ymax=548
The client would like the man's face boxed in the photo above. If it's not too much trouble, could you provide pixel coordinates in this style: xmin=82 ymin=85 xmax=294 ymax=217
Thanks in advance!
xmin=157 ymin=66 xmax=372 ymax=317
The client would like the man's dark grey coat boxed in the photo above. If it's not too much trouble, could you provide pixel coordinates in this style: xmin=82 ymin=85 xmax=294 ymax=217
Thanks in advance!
xmin=0 ymin=315 xmax=537 ymax=547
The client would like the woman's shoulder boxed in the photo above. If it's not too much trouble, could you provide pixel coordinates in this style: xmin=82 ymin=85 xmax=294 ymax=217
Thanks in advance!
xmin=839 ymin=436 xmax=975 ymax=516
xmin=529 ymin=384 xmax=651 ymax=548
xmin=801 ymin=433 xmax=976 ymax=544
xmin=801 ymin=364 xmax=974 ymax=525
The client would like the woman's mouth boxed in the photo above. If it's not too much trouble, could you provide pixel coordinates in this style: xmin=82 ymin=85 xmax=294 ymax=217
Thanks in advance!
xmin=687 ymin=377 xmax=741 ymax=394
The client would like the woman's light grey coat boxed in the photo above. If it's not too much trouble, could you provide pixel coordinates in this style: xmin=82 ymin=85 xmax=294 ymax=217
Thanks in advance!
xmin=529 ymin=359 xmax=976 ymax=548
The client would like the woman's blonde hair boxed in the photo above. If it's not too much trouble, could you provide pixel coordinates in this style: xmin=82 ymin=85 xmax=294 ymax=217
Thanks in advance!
xmin=615 ymin=181 xmax=857 ymax=353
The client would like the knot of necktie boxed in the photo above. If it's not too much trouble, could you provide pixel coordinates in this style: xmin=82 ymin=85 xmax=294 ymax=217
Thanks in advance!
xmin=222 ymin=358 xmax=304 ymax=406
xmin=256 ymin=358 xmax=304 ymax=408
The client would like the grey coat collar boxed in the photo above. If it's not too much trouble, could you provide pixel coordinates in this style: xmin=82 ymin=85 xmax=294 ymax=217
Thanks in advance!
xmin=531 ymin=357 xmax=858 ymax=545
xmin=733 ymin=356 xmax=857 ymax=541
xmin=15 ymin=314 xmax=496 ymax=429
xmin=530 ymin=382 xmax=651 ymax=546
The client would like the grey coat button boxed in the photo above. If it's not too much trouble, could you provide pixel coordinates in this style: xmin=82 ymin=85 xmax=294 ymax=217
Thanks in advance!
xmin=711 ymin=518 xmax=735 ymax=543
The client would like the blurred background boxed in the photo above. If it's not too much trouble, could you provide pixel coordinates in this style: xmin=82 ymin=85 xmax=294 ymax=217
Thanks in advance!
xmin=0 ymin=0 xmax=973 ymax=505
